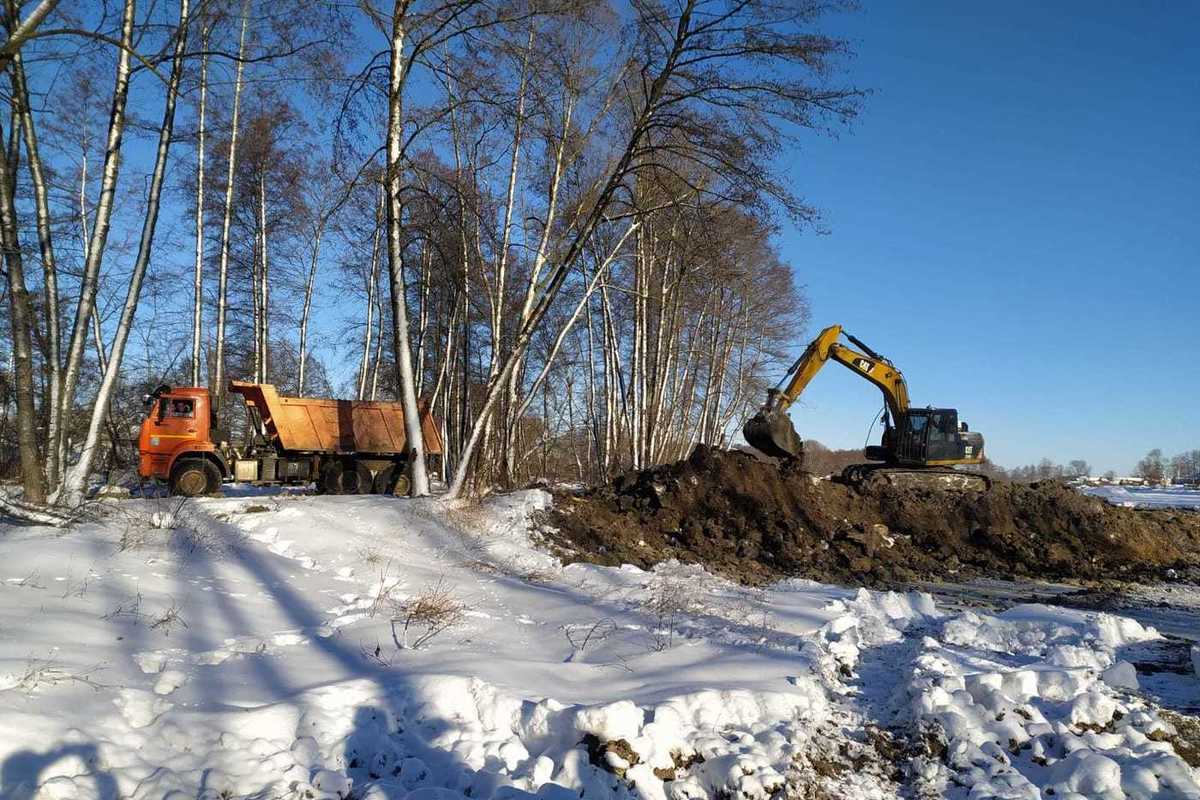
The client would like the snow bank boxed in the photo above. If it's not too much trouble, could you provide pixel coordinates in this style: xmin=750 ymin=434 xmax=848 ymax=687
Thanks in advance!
xmin=291 ymin=677 xmax=834 ymax=800
xmin=0 ymin=492 xmax=867 ymax=799
xmin=1083 ymin=484 xmax=1200 ymax=510
xmin=900 ymin=604 xmax=1199 ymax=799
xmin=1 ymin=490 xmax=1197 ymax=800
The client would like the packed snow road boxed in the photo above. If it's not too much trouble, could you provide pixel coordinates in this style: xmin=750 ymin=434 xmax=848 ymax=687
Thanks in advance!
xmin=0 ymin=491 xmax=1197 ymax=799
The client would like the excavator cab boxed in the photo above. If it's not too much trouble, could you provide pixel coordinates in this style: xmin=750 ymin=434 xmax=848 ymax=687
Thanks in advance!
xmin=877 ymin=409 xmax=981 ymax=465
xmin=864 ymin=407 xmax=984 ymax=470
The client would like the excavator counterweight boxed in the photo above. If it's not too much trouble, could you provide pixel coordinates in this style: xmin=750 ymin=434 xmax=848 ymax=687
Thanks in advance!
xmin=743 ymin=325 xmax=989 ymax=491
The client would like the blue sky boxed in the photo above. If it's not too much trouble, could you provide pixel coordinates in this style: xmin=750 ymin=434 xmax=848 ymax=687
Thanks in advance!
xmin=103 ymin=2 xmax=1193 ymax=474
xmin=772 ymin=2 xmax=1198 ymax=474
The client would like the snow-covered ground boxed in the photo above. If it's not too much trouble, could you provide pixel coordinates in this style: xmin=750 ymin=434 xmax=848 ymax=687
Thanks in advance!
xmin=1 ymin=490 xmax=1197 ymax=799
xmin=1082 ymin=485 xmax=1200 ymax=510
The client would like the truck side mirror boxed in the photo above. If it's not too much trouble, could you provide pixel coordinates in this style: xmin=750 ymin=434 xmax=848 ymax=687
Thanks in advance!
xmin=960 ymin=422 xmax=968 ymax=432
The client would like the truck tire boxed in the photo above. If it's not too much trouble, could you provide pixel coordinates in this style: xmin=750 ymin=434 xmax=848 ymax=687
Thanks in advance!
xmin=372 ymin=465 xmax=395 ymax=494
xmin=355 ymin=461 xmax=378 ymax=494
xmin=323 ymin=460 xmax=376 ymax=494
xmin=373 ymin=465 xmax=413 ymax=495
xmin=170 ymin=459 xmax=220 ymax=497
xmin=320 ymin=461 xmax=359 ymax=494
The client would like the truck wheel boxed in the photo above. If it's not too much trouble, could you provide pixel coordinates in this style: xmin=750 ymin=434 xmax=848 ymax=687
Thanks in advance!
xmin=171 ymin=459 xmax=219 ymax=497
xmin=392 ymin=472 xmax=411 ymax=497
xmin=322 ymin=461 xmax=365 ymax=494
xmin=320 ymin=461 xmax=346 ymax=494
xmin=355 ymin=462 xmax=378 ymax=494
xmin=372 ymin=466 xmax=394 ymax=494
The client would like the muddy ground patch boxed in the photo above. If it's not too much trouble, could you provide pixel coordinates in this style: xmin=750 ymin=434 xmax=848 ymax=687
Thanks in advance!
xmin=541 ymin=446 xmax=1200 ymax=587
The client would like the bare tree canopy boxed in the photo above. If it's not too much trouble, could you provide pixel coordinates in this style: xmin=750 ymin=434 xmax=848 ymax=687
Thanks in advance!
xmin=0 ymin=0 xmax=861 ymax=504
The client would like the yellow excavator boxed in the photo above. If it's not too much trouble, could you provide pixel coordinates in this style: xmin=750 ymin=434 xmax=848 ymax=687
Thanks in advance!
xmin=743 ymin=324 xmax=989 ymax=490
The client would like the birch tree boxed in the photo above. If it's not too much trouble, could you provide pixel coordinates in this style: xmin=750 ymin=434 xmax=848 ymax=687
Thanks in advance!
xmin=297 ymin=165 xmax=346 ymax=396
xmin=0 ymin=0 xmax=853 ymax=503
xmin=445 ymin=0 xmax=857 ymax=497
xmin=190 ymin=23 xmax=209 ymax=387
xmin=0 ymin=0 xmax=58 ymax=69
xmin=383 ymin=1 xmax=430 ymax=496
xmin=61 ymin=0 xmax=192 ymax=506
xmin=213 ymin=4 xmax=249 ymax=404
xmin=0 ymin=115 xmax=44 ymax=503
xmin=5 ymin=14 xmax=59 ymax=493
xmin=49 ymin=0 xmax=136 ymax=498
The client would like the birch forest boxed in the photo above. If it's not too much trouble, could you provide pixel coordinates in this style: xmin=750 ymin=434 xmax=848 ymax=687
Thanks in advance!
xmin=0 ymin=0 xmax=858 ymax=505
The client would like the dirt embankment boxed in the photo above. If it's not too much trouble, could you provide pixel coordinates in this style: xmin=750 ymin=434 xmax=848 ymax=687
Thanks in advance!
xmin=542 ymin=446 xmax=1200 ymax=587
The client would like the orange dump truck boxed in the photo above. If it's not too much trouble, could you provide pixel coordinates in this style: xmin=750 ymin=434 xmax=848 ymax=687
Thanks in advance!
xmin=137 ymin=381 xmax=443 ymax=497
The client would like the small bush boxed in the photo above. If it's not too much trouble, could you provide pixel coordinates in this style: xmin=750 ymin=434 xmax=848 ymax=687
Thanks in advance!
xmin=389 ymin=578 xmax=465 ymax=650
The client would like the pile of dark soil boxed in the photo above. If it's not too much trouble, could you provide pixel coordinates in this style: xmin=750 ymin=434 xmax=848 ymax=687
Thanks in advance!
xmin=542 ymin=446 xmax=1200 ymax=587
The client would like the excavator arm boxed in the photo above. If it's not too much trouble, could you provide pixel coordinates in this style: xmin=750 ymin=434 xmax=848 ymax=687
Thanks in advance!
xmin=744 ymin=325 xmax=910 ymax=460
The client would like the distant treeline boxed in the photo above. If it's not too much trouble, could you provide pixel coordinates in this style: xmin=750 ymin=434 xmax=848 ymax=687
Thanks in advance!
xmin=803 ymin=441 xmax=1200 ymax=485
xmin=1003 ymin=450 xmax=1200 ymax=484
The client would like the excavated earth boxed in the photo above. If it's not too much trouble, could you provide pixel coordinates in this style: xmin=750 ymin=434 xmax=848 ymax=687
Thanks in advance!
xmin=542 ymin=446 xmax=1200 ymax=587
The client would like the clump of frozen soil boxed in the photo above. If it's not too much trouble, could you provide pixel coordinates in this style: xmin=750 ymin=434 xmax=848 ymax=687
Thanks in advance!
xmin=543 ymin=446 xmax=1200 ymax=587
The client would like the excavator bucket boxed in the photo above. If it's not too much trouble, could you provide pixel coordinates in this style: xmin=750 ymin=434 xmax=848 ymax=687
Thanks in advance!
xmin=742 ymin=408 xmax=805 ymax=461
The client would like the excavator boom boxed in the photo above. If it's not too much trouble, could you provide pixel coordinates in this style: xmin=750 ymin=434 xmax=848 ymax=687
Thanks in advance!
xmin=742 ymin=324 xmax=987 ymax=489
xmin=744 ymin=325 xmax=909 ymax=459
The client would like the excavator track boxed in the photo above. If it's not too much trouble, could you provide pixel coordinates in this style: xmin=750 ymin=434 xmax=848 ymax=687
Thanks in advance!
xmin=839 ymin=463 xmax=992 ymax=493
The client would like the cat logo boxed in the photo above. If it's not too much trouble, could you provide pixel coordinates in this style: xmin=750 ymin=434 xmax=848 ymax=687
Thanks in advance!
xmin=854 ymin=358 xmax=874 ymax=373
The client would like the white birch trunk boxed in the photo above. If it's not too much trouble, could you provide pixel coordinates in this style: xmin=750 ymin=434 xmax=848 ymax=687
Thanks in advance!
xmin=296 ymin=221 xmax=323 ymax=396
xmin=414 ymin=242 xmax=430 ymax=396
xmin=370 ymin=293 xmax=384 ymax=401
xmin=251 ymin=222 xmax=261 ymax=382
xmin=511 ymin=221 xmax=637 ymax=426
xmin=583 ymin=268 xmax=602 ymax=478
xmin=213 ymin=6 xmax=248 ymax=401
xmin=77 ymin=157 xmax=109 ymax=375
xmin=258 ymin=172 xmax=270 ymax=383
xmin=53 ymin=0 xmax=134 ymax=494
xmin=0 ymin=118 xmax=45 ymax=503
xmin=0 ymin=0 xmax=59 ymax=68
xmin=488 ymin=28 xmax=531 ymax=379
xmin=190 ymin=27 xmax=208 ymax=386
xmin=61 ymin=0 xmax=188 ymax=505
xmin=9 ymin=44 xmax=62 ymax=488
xmin=357 ymin=205 xmax=381 ymax=399
xmin=384 ymin=2 xmax=429 ymax=496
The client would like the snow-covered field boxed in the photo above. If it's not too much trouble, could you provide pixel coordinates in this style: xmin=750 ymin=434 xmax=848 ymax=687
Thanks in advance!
xmin=1 ymin=491 xmax=1197 ymax=799
xmin=1083 ymin=485 xmax=1200 ymax=510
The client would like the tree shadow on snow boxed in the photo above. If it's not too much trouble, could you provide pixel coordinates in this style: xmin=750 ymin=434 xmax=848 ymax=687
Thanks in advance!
xmin=201 ymin=503 xmax=653 ymax=800
xmin=173 ymin=509 xmax=516 ymax=799
xmin=0 ymin=742 xmax=118 ymax=800
xmin=0 ymin=498 xmax=660 ymax=800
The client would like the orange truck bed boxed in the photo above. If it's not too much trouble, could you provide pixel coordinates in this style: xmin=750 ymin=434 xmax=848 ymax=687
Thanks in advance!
xmin=229 ymin=381 xmax=444 ymax=456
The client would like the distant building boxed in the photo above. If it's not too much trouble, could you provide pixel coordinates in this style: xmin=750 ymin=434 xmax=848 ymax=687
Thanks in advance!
xmin=1078 ymin=475 xmax=1147 ymax=487
xmin=1114 ymin=476 xmax=1149 ymax=486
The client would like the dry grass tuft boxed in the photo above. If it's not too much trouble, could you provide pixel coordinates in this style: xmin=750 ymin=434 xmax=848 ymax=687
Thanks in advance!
xmin=390 ymin=578 xmax=466 ymax=650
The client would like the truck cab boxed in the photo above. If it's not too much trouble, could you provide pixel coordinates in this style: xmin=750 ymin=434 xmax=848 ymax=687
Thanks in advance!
xmin=139 ymin=380 xmax=444 ymax=497
xmin=137 ymin=386 xmax=226 ymax=494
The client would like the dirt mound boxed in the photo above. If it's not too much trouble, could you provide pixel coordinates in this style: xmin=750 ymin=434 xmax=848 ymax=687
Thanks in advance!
xmin=543 ymin=446 xmax=1200 ymax=587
